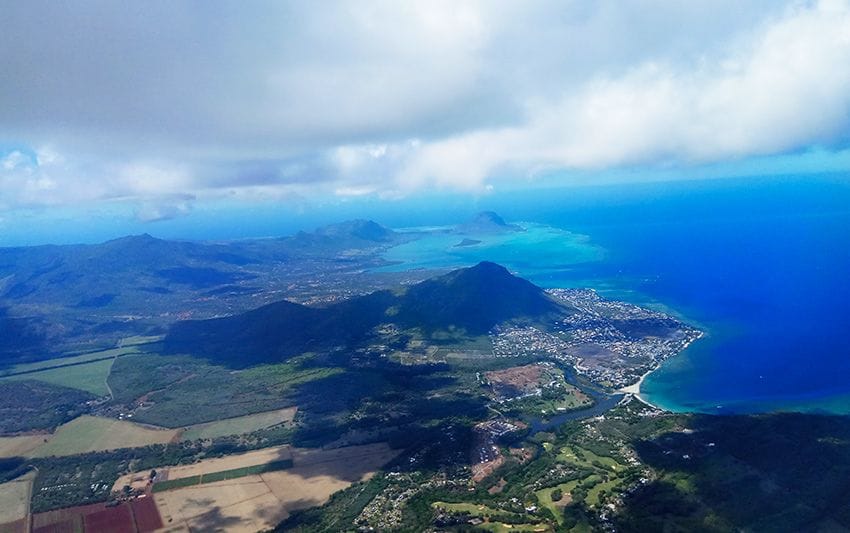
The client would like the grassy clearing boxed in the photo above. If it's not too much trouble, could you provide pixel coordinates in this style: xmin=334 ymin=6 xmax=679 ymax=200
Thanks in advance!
xmin=30 ymin=416 xmax=178 ymax=457
xmin=118 ymin=335 xmax=164 ymax=347
xmin=535 ymin=478 xmax=586 ymax=525
xmin=477 ymin=522 xmax=551 ymax=532
xmin=0 ymin=435 xmax=48 ymax=458
xmin=0 ymin=346 xmax=140 ymax=377
xmin=153 ymin=459 xmax=293 ymax=492
xmin=585 ymin=476 xmax=624 ymax=507
xmin=432 ymin=501 xmax=525 ymax=522
xmin=179 ymin=407 xmax=297 ymax=441
xmin=0 ymin=358 xmax=115 ymax=396
xmin=557 ymin=446 xmax=622 ymax=472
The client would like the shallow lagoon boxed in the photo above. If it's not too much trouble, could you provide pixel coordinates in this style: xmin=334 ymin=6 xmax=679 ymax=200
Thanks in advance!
xmin=376 ymin=176 xmax=850 ymax=415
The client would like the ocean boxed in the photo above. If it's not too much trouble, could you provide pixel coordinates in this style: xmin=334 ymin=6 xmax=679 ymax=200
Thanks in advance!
xmin=377 ymin=175 xmax=850 ymax=415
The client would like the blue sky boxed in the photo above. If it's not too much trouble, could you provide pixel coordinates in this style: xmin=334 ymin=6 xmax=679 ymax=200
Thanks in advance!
xmin=1 ymin=1 xmax=850 ymax=243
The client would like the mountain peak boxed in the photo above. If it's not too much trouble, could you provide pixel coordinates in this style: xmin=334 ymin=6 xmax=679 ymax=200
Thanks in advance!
xmin=313 ymin=219 xmax=395 ymax=242
xmin=456 ymin=212 xmax=523 ymax=234
xmin=474 ymin=211 xmax=508 ymax=226
xmin=398 ymin=261 xmax=563 ymax=334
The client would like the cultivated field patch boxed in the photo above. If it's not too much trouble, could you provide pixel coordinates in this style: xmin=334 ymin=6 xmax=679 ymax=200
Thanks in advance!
xmin=0 ymin=471 xmax=35 ymax=525
xmin=178 ymin=406 xmax=297 ymax=441
xmin=0 ymin=346 xmax=140 ymax=377
xmin=152 ymin=443 xmax=399 ymax=532
xmin=30 ymin=416 xmax=178 ymax=457
xmin=0 ymin=358 xmax=115 ymax=397
xmin=0 ymin=435 xmax=48 ymax=458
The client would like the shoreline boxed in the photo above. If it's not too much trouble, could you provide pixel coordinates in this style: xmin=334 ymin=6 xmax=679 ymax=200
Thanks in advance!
xmin=616 ymin=332 xmax=705 ymax=411
xmin=617 ymin=368 xmax=663 ymax=410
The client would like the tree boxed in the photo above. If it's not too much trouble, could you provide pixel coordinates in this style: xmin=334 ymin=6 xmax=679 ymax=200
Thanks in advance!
xmin=551 ymin=488 xmax=563 ymax=502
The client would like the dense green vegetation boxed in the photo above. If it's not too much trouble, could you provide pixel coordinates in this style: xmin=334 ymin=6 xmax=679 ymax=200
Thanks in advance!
xmin=0 ymin=380 xmax=93 ymax=433
xmin=281 ymin=400 xmax=850 ymax=532
xmin=108 ymin=353 xmax=338 ymax=427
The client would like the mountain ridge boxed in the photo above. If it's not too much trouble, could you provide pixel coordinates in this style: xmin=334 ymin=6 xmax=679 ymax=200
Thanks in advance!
xmin=163 ymin=261 xmax=571 ymax=367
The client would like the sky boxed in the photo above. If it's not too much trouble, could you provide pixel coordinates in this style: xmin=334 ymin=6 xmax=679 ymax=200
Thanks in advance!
xmin=2 ymin=0 xmax=850 ymax=239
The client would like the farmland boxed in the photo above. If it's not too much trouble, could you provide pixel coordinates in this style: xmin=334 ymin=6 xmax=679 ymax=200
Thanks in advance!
xmin=0 ymin=346 xmax=140 ymax=377
xmin=153 ymin=442 xmax=399 ymax=532
xmin=0 ymin=345 xmax=145 ymax=397
xmin=1 ymin=358 xmax=115 ymax=397
xmin=179 ymin=407 xmax=297 ymax=441
xmin=0 ymin=436 xmax=47 ymax=458
xmin=152 ymin=458 xmax=293 ymax=491
xmin=29 ymin=416 xmax=178 ymax=458
xmin=0 ymin=471 xmax=35 ymax=525
xmin=29 ymin=497 xmax=163 ymax=533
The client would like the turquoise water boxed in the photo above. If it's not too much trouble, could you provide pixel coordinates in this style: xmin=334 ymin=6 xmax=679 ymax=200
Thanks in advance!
xmin=374 ymin=175 xmax=850 ymax=415
xmin=376 ymin=223 xmax=604 ymax=275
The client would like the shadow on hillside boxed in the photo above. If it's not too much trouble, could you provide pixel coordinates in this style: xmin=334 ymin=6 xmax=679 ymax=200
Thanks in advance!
xmin=288 ymin=359 xmax=486 ymax=468
xmin=616 ymin=413 xmax=850 ymax=532
xmin=0 ymin=306 xmax=49 ymax=367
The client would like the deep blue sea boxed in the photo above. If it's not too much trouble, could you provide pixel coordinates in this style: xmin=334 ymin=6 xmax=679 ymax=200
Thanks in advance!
xmin=378 ymin=175 xmax=850 ymax=415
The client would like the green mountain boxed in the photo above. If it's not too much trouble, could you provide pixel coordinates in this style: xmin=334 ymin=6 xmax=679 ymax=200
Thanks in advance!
xmin=163 ymin=261 xmax=572 ymax=366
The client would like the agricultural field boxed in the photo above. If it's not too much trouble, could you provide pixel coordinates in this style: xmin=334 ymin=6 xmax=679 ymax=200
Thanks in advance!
xmin=153 ymin=442 xmax=399 ymax=532
xmin=0 ymin=436 xmax=47 ymax=458
xmin=153 ymin=444 xmax=293 ymax=482
xmin=0 ymin=358 xmax=115 ymax=396
xmin=118 ymin=335 xmax=164 ymax=347
xmin=30 ymin=497 xmax=162 ymax=533
xmin=30 ymin=416 xmax=178 ymax=457
xmin=0 ymin=346 xmax=140 ymax=377
xmin=0 ymin=471 xmax=35 ymax=525
xmin=178 ymin=407 xmax=297 ymax=441
xmin=152 ymin=459 xmax=293 ymax=491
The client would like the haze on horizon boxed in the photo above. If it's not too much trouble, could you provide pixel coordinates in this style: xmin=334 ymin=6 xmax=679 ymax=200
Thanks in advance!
xmin=2 ymin=0 xmax=850 ymax=241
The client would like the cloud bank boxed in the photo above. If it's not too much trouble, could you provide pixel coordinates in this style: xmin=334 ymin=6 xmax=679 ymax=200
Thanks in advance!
xmin=1 ymin=0 xmax=849 ymax=212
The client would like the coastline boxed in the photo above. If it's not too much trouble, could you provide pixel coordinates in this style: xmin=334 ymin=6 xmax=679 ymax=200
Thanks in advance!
xmin=617 ymin=369 xmax=663 ymax=410
xmin=616 ymin=332 xmax=705 ymax=411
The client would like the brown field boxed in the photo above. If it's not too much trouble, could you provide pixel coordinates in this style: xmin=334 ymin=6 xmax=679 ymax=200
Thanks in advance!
xmin=0 ymin=518 xmax=27 ymax=533
xmin=153 ymin=442 xmax=399 ymax=532
xmin=0 ymin=471 xmax=35 ymax=525
xmin=31 ymin=496 xmax=161 ymax=533
xmin=486 ymin=364 xmax=545 ymax=390
xmin=140 ymin=444 xmax=292 ymax=488
xmin=0 ymin=435 xmax=49 ymax=458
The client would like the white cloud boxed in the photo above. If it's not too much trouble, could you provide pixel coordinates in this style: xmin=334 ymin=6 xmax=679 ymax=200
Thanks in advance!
xmin=0 ymin=0 xmax=848 ymax=209
xmin=386 ymin=0 xmax=850 ymax=190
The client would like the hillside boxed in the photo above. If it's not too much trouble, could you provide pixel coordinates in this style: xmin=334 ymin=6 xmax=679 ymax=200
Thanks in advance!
xmin=0 ymin=220 xmax=403 ymax=361
xmin=163 ymin=262 xmax=572 ymax=366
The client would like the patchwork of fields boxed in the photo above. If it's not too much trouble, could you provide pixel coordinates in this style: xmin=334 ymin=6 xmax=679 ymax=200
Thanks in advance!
xmin=153 ymin=443 xmax=399 ymax=532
